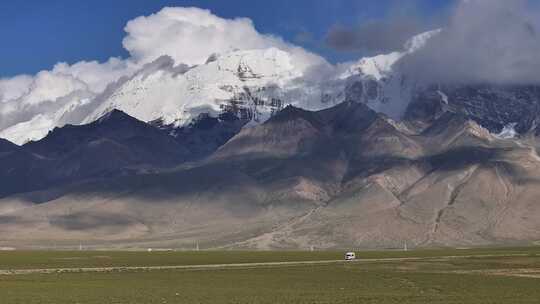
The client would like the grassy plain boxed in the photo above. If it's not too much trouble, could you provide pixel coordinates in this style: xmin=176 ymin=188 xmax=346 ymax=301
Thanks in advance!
xmin=1 ymin=247 xmax=539 ymax=303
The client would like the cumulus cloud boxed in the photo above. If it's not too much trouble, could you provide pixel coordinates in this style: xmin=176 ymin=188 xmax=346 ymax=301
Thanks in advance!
xmin=17 ymin=71 xmax=87 ymax=106
xmin=325 ymin=18 xmax=425 ymax=53
xmin=0 ymin=75 xmax=33 ymax=102
xmin=122 ymin=7 xmax=326 ymax=71
xmin=51 ymin=57 xmax=137 ymax=93
xmin=123 ymin=7 xmax=276 ymax=65
xmin=0 ymin=73 xmax=83 ymax=131
xmin=400 ymin=0 xmax=540 ymax=85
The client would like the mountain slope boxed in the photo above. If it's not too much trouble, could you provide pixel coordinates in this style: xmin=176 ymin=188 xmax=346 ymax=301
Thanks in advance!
xmin=2 ymin=102 xmax=539 ymax=249
xmin=25 ymin=109 xmax=190 ymax=164
xmin=152 ymin=111 xmax=248 ymax=159
xmin=0 ymin=110 xmax=192 ymax=198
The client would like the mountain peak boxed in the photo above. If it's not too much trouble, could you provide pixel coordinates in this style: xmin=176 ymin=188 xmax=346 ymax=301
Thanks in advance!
xmin=266 ymin=104 xmax=325 ymax=130
xmin=23 ymin=107 xmax=189 ymax=161
xmin=95 ymin=109 xmax=137 ymax=125
xmin=319 ymin=101 xmax=378 ymax=133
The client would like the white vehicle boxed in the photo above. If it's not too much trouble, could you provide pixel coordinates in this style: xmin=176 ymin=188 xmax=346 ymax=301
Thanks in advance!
xmin=345 ymin=252 xmax=356 ymax=260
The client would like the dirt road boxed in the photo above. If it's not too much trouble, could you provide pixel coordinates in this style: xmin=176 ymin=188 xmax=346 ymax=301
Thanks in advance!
xmin=0 ymin=253 xmax=534 ymax=276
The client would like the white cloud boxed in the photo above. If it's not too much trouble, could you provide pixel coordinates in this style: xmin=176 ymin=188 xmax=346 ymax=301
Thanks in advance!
xmin=123 ymin=7 xmax=278 ymax=65
xmin=0 ymin=61 xmax=139 ymax=141
xmin=18 ymin=71 xmax=88 ymax=106
xmin=400 ymin=0 xmax=540 ymax=84
xmin=0 ymin=70 xmax=93 ymax=134
xmin=122 ymin=7 xmax=327 ymax=71
xmin=0 ymin=75 xmax=33 ymax=103
xmin=51 ymin=57 xmax=138 ymax=93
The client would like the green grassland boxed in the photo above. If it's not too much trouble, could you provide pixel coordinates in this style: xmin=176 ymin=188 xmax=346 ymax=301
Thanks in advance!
xmin=1 ymin=247 xmax=540 ymax=303
xmin=1 ymin=247 xmax=538 ymax=270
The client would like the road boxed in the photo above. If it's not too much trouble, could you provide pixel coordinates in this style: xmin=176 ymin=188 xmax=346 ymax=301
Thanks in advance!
xmin=0 ymin=253 xmax=532 ymax=276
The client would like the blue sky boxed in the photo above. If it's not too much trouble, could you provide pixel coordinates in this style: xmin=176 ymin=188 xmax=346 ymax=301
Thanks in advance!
xmin=0 ymin=0 xmax=455 ymax=77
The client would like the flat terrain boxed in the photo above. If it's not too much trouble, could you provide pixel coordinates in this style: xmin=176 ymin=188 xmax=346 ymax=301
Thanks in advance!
xmin=1 ymin=247 xmax=540 ymax=303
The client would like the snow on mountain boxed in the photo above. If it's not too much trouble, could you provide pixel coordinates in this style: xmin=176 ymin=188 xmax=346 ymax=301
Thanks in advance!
xmin=334 ymin=30 xmax=443 ymax=119
xmin=86 ymin=40 xmax=432 ymax=131
xmin=495 ymin=123 xmax=518 ymax=139
xmin=0 ymin=93 xmax=94 ymax=145
xmin=2 ymin=47 xmax=331 ymax=144
xmin=0 ymin=30 xmax=441 ymax=145
xmin=341 ymin=52 xmax=403 ymax=81
xmin=84 ymin=48 xmax=306 ymax=127
xmin=0 ymin=114 xmax=53 ymax=145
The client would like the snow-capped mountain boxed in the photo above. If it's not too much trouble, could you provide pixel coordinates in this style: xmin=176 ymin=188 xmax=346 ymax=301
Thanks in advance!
xmin=336 ymin=29 xmax=442 ymax=119
xmin=3 ymin=28 xmax=540 ymax=144
xmin=0 ymin=30 xmax=437 ymax=145
xmin=0 ymin=48 xmax=333 ymax=144
xmin=85 ymin=48 xmax=305 ymax=127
